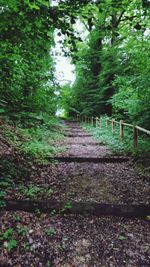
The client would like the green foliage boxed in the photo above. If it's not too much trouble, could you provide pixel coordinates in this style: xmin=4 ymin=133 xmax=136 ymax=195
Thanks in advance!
xmin=0 ymin=190 xmax=6 ymax=208
xmin=44 ymin=228 xmax=56 ymax=237
xmin=111 ymin=36 xmax=150 ymax=128
xmin=61 ymin=0 xmax=150 ymax=131
xmin=17 ymin=226 xmax=28 ymax=236
xmin=64 ymin=201 xmax=72 ymax=210
xmin=20 ymin=123 xmax=64 ymax=159
xmin=83 ymin=118 xmax=150 ymax=156
xmin=0 ymin=115 xmax=65 ymax=160
xmin=118 ymin=234 xmax=126 ymax=241
xmin=0 ymin=1 xmax=57 ymax=116
xmin=0 ymin=228 xmax=17 ymax=252
xmin=61 ymin=201 xmax=73 ymax=213
xmin=18 ymin=184 xmax=54 ymax=199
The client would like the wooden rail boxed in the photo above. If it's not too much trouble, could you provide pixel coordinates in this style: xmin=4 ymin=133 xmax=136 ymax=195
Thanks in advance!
xmin=77 ymin=115 xmax=150 ymax=149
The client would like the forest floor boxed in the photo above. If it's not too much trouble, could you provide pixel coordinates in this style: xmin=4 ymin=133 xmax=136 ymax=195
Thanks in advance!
xmin=0 ymin=121 xmax=150 ymax=266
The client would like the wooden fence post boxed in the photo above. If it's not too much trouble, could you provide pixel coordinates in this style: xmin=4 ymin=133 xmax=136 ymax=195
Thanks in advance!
xmin=92 ymin=117 xmax=94 ymax=126
xmin=133 ymin=126 xmax=138 ymax=149
xmin=106 ymin=117 xmax=109 ymax=128
xmin=86 ymin=116 xmax=88 ymax=123
xmin=112 ymin=119 xmax=115 ymax=134
xmin=100 ymin=116 xmax=102 ymax=128
xmin=120 ymin=120 xmax=124 ymax=143
xmin=96 ymin=117 xmax=98 ymax=128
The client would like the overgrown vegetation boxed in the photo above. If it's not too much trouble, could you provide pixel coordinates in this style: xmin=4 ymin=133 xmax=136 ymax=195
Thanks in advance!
xmin=0 ymin=115 xmax=64 ymax=159
xmin=83 ymin=118 xmax=150 ymax=156
xmin=0 ymin=115 xmax=65 ymax=206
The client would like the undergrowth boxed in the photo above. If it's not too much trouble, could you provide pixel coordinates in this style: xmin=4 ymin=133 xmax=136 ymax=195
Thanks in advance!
xmin=0 ymin=113 xmax=66 ymax=204
xmin=82 ymin=120 xmax=150 ymax=157
xmin=0 ymin=113 xmax=65 ymax=160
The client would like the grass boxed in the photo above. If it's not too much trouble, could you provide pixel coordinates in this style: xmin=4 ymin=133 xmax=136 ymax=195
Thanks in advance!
xmin=82 ymin=119 xmax=150 ymax=157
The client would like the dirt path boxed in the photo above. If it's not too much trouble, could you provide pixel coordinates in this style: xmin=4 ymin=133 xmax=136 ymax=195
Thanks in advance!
xmin=6 ymin=122 xmax=149 ymax=205
xmin=0 ymin=121 xmax=150 ymax=266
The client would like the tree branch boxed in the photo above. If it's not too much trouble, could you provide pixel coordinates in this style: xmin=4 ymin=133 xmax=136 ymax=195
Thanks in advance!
xmin=116 ymin=10 xmax=125 ymax=27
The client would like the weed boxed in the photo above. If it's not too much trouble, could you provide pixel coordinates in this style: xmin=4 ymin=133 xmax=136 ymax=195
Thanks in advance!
xmin=0 ymin=200 xmax=6 ymax=207
xmin=35 ymin=208 xmax=41 ymax=215
xmin=0 ymin=227 xmax=17 ymax=252
xmin=0 ymin=191 xmax=6 ymax=207
xmin=23 ymin=241 xmax=30 ymax=252
xmin=46 ymin=188 xmax=54 ymax=196
xmin=64 ymin=201 xmax=72 ymax=210
xmin=13 ymin=215 xmax=21 ymax=222
xmin=49 ymin=209 xmax=56 ymax=216
xmin=45 ymin=228 xmax=56 ymax=237
xmin=2 ymin=228 xmax=13 ymax=239
xmin=18 ymin=185 xmax=54 ymax=199
xmin=46 ymin=260 xmax=52 ymax=267
xmin=17 ymin=226 xmax=28 ymax=236
xmin=0 ymin=191 xmax=6 ymax=198
xmin=118 ymin=234 xmax=126 ymax=241
xmin=61 ymin=201 xmax=72 ymax=213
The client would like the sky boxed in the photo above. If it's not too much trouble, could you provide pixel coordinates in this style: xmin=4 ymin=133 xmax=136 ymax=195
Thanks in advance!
xmin=51 ymin=0 xmax=76 ymax=85
xmin=51 ymin=0 xmax=88 ymax=86
xmin=52 ymin=32 xmax=76 ymax=86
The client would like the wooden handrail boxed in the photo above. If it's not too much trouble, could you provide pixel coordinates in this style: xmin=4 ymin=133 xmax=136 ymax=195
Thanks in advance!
xmin=78 ymin=114 xmax=150 ymax=149
xmin=136 ymin=126 xmax=150 ymax=135
xmin=123 ymin=122 xmax=133 ymax=128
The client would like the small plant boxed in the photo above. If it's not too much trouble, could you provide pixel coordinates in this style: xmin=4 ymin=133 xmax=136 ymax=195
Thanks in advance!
xmin=118 ymin=234 xmax=126 ymax=241
xmin=0 ymin=199 xmax=6 ymax=207
xmin=49 ymin=209 xmax=56 ymax=216
xmin=18 ymin=185 xmax=54 ymax=199
xmin=45 ymin=228 xmax=56 ymax=237
xmin=0 ymin=179 xmax=12 ymax=188
xmin=0 ymin=190 xmax=6 ymax=198
xmin=23 ymin=241 xmax=30 ymax=252
xmin=2 ymin=228 xmax=13 ymax=239
xmin=13 ymin=215 xmax=21 ymax=222
xmin=25 ymin=185 xmax=42 ymax=198
xmin=0 ymin=190 xmax=6 ymax=207
xmin=61 ymin=201 xmax=72 ymax=213
xmin=64 ymin=201 xmax=72 ymax=209
xmin=0 ymin=227 xmax=17 ymax=252
xmin=35 ymin=208 xmax=41 ymax=215
xmin=17 ymin=226 xmax=28 ymax=236
xmin=46 ymin=188 xmax=54 ymax=196
xmin=46 ymin=260 xmax=52 ymax=267
xmin=6 ymin=239 xmax=17 ymax=251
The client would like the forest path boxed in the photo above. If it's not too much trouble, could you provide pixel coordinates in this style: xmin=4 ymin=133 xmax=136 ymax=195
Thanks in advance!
xmin=45 ymin=121 xmax=149 ymax=205
xmin=5 ymin=121 xmax=150 ymax=206
xmin=1 ymin=121 xmax=150 ymax=266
